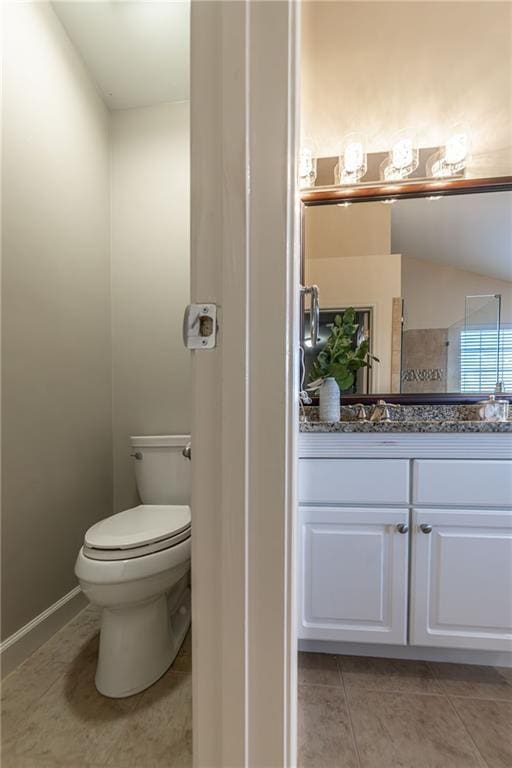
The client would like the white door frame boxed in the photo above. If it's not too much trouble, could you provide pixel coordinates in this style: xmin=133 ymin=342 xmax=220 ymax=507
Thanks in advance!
xmin=190 ymin=1 xmax=300 ymax=766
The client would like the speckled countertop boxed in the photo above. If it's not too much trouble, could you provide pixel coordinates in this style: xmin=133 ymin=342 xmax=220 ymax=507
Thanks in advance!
xmin=300 ymin=405 xmax=512 ymax=434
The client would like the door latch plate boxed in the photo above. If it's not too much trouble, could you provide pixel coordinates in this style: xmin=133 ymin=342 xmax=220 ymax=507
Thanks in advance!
xmin=183 ymin=303 xmax=217 ymax=349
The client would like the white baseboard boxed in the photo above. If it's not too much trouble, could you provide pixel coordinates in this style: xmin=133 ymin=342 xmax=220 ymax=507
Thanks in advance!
xmin=298 ymin=639 xmax=512 ymax=668
xmin=1 ymin=586 xmax=88 ymax=678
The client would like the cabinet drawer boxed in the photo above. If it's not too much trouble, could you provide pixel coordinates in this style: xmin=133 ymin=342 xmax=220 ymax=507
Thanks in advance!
xmin=299 ymin=459 xmax=409 ymax=504
xmin=413 ymin=460 xmax=512 ymax=507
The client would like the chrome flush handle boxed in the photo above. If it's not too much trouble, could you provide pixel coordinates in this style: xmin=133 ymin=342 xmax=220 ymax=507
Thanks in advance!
xmin=396 ymin=523 xmax=409 ymax=534
xmin=420 ymin=523 xmax=433 ymax=534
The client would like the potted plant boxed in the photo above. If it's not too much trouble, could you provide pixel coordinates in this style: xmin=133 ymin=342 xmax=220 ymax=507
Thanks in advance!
xmin=308 ymin=307 xmax=379 ymax=421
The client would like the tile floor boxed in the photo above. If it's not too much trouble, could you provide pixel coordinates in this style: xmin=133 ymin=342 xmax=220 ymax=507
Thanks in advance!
xmin=1 ymin=606 xmax=192 ymax=768
xmin=298 ymin=651 xmax=512 ymax=768
xmin=2 ymin=608 xmax=512 ymax=768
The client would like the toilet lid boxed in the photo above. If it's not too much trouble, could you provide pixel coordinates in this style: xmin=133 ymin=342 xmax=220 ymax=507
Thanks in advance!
xmin=85 ymin=505 xmax=191 ymax=551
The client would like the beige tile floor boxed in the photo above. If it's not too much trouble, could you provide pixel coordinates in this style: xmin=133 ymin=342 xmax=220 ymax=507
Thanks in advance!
xmin=1 ymin=606 xmax=192 ymax=768
xmin=3 ymin=608 xmax=512 ymax=768
xmin=298 ymin=651 xmax=512 ymax=768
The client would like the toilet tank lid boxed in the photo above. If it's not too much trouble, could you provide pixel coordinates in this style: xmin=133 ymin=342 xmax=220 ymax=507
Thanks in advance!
xmin=130 ymin=435 xmax=190 ymax=448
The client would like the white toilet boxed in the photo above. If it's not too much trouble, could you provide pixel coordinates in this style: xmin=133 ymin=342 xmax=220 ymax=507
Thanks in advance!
xmin=75 ymin=434 xmax=191 ymax=698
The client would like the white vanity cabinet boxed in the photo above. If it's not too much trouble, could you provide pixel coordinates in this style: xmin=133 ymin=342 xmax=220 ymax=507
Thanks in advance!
xmin=298 ymin=457 xmax=410 ymax=645
xmin=298 ymin=436 xmax=512 ymax=655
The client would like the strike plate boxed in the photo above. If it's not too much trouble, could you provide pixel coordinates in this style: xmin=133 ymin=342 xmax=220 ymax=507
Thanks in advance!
xmin=183 ymin=303 xmax=217 ymax=349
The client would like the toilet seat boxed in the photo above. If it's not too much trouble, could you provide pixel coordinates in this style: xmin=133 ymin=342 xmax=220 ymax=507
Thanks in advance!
xmin=83 ymin=504 xmax=191 ymax=561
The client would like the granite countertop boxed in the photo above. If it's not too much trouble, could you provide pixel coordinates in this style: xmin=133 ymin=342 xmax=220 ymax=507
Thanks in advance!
xmin=300 ymin=405 xmax=512 ymax=434
xmin=300 ymin=419 xmax=512 ymax=434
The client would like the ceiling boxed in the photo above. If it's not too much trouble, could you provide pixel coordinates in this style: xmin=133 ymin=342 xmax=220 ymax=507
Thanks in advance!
xmin=391 ymin=192 xmax=512 ymax=283
xmin=52 ymin=1 xmax=189 ymax=110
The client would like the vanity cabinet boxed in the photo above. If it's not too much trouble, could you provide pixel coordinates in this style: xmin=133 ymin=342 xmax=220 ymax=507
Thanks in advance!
xmin=298 ymin=449 xmax=512 ymax=654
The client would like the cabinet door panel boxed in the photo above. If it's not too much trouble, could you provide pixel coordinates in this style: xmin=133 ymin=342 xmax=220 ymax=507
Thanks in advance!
xmin=411 ymin=509 xmax=512 ymax=651
xmin=298 ymin=507 xmax=409 ymax=645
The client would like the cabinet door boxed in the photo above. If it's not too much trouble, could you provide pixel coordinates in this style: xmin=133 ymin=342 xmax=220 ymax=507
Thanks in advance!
xmin=298 ymin=507 xmax=409 ymax=644
xmin=411 ymin=509 xmax=512 ymax=652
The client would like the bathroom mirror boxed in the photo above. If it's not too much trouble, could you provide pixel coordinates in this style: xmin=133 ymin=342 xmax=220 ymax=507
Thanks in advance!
xmin=302 ymin=183 xmax=512 ymax=400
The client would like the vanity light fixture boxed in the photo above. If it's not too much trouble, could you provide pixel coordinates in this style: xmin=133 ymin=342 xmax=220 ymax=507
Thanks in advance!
xmin=380 ymin=129 xmax=419 ymax=181
xmin=427 ymin=195 xmax=442 ymax=201
xmin=381 ymin=198 xmax=398 ymax=205
xmin=427 ymin=123 xmax=470 ymax=178
xmin=334 ymin=133 xmax=367 ymax=185
xmin=337 ymin=201 xmax=352 ymax=207
xmin=299 ymin=141 xmax=317 ymax=188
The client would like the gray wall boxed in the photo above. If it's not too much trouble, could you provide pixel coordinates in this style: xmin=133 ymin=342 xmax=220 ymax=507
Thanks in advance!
xmin=1 ymin=3 xmax=112 ymax=638
xmin=111 ymin=101 xmax=191 ymax=513
xmin=1 ymin=6 xmax=191 ymax=641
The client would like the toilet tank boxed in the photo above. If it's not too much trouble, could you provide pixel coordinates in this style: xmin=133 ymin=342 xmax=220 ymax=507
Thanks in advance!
xmin=130 ymin=435 xmax=191 ymax=505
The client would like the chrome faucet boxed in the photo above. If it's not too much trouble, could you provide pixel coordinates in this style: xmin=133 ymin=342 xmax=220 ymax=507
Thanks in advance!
xmin=351 ymin=403 xmax=368 ymax=421
xmin=369 ymin=399 xmax=391 ymax=422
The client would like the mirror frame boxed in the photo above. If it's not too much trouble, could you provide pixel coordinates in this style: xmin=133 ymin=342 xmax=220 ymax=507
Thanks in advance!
xmin=301 ymin=175 xmax=512 ymax=404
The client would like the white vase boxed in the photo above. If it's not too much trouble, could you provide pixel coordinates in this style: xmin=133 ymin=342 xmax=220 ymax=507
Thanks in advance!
xmin=319 ymin=377 xmax=340 ymax=422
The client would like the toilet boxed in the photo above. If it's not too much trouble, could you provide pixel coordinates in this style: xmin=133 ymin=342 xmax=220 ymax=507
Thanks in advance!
xmin=75 ymin=434 xmax=191 ymax=698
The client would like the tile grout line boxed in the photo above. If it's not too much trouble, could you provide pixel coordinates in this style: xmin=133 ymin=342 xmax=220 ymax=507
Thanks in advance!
xmin=336 ymin=658 xmax=362 ymax=768
xmin=444 ymin=694 xmax=492 ymax=768
xmin=299 ymin=679 xmax=449 ymax=696
xmin=448 ymin=693 xmax=512 ymax=703
xmin=426 ymin=662 xmax=491 ymax=768
xmin=2 ymin=665 xmax=70 ymax=759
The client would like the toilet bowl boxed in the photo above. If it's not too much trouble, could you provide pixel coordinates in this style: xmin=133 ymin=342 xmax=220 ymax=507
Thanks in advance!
xmin=75 ymin=435 xmax=191 ymax=698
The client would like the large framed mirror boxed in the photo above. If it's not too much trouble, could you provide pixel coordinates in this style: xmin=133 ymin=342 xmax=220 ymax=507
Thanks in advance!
xmin=301 ymin=177 xmax=512 ymax=402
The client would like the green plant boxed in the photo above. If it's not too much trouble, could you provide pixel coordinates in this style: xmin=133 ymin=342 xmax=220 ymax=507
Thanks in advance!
xmin=309 ymin=307 xmax=379 ymax=392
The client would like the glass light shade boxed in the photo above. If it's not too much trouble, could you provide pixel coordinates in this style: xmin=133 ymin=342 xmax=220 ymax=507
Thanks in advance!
xmin=445 ymin=129 xmax=469 ymax=165
xmin=345 ymin=140 xmax=364 ymax=173
xmin=386 ymin=130 xmax=419 ymax=179
xmin=427 ymin=124 xmax=470 ymax=178
xmin=392 ymin=137 xmax=414 ymax=169
xmin=299 ymin=143 xmax=317 ymax=188
xmin=336 ymin=133 xmax=367 ymax=184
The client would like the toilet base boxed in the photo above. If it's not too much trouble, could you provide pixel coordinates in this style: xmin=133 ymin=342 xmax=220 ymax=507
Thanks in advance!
xmin=95 ymin=578 xmax=191 ymax=698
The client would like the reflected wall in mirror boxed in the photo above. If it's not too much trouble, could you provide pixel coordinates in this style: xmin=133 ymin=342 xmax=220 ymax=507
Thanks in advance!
xmin=303 ymin=190 xmax=512 ymax=396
